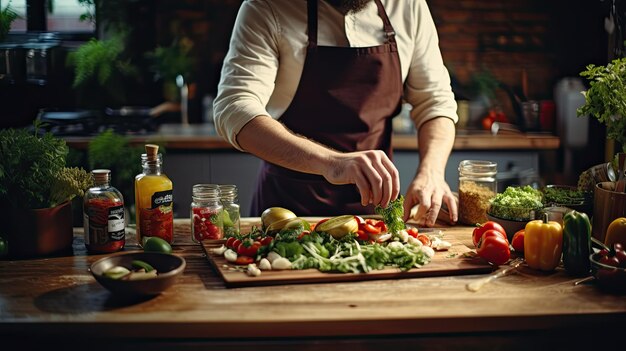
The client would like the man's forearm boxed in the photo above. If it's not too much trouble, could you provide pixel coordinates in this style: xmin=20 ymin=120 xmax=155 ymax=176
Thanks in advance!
xmin=417 ymin=117 xmax=456 ymax=176
xmin=236 ymin=115 xmax=337 ymax=175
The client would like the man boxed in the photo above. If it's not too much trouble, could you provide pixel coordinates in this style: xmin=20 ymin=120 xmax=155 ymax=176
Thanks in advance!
xmin=214 ymin=0 xmax=458 ymax=226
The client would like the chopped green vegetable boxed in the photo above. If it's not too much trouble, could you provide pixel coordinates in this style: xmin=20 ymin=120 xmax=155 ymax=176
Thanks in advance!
xmin=489 ymin=186 xmax=543 ymax=220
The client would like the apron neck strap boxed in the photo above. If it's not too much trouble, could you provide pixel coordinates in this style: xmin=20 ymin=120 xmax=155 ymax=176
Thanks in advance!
xmin=307 ymin=0 xmax=397 ymax=50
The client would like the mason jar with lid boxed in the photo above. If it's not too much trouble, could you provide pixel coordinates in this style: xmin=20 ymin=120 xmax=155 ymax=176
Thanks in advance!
xmin=219 ymin=184 xmax=240 ymax=237
xmin=458 ymin=160 xmax=498 ymax=225
xmin=190 ymin=184 xmax=224 ymax=242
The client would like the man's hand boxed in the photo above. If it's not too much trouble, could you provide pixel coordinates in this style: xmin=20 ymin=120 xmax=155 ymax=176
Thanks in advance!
xmin=402 ymin=117 xmax=457 ymax=227
xmin=402 ymin=170 xmax=458 ymax=226
xmin=322 ymin=150 xmax=400 ymax=208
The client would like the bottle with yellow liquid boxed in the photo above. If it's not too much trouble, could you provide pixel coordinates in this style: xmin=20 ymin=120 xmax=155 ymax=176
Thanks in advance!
xmin=135 ymin=144 xmax=174 ymax=245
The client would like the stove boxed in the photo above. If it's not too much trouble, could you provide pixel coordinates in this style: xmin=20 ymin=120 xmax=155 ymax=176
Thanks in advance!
xmin=37 ymin=108 xmax=159 ymax=136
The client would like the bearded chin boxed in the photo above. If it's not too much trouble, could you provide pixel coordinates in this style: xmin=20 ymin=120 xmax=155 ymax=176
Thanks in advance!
xmin=326 ymin=0 xmax=371 ymax=14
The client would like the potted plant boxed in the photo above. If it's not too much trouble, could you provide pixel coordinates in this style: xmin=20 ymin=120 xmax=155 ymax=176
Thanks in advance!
xmin=578 ymin=57 xmax=626 ymax=242
xmin=0 ymin=1 xmax=19 ymax=42
xmin=0 ymin=125 xmax=92 ymax=258
xmin=578 ymin=57 xmax=626 ymax=153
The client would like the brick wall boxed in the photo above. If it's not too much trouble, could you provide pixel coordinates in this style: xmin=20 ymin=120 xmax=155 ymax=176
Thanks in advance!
xmin=430 ymin=0 xmax=607 ymax=101
xmin=152 ymin=0 xmax=607 ymax=129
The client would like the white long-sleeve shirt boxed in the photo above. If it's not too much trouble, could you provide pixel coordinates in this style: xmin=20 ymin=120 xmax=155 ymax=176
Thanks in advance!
xmin=214 ymin=0 xmax=457 ymax=151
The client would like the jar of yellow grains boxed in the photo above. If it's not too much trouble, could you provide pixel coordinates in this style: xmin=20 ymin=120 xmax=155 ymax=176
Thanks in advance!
xmin=458 ymin=160 xmax=497 ymax=225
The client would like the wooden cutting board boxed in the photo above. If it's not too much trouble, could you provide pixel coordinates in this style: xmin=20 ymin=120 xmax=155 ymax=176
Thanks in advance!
xmin=201 ymin=228 xmax=494 ymax=288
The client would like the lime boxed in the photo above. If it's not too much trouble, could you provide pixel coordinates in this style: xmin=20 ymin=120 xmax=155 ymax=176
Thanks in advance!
xmin=142 ymin=236 xmax=172 ymax=254
xmin=315 ymin=215 xmax=358 ymax=239
xmin=132 ymin=259 xmax=155 ymax=272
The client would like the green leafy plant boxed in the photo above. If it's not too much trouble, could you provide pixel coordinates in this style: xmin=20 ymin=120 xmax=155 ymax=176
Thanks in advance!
xmin=0 ymin=1 xmax=19 ymax=42
xmin=578 ymin=57 xmax=626 ymax=152
xmin=66 ymin=33 xmax=140 ymax=108
xmin=0 ymin=126 xmax=92 ymax=209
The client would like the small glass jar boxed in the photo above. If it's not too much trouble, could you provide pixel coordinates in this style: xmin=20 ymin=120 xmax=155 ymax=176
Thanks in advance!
xmin=190 ymin=184 xmax=224 ymax=242
xmin=458 ymin=160 xmax=498 ymax=225
xmin=219 ymin=184 xmax=240 ymax=237
xmin=83 ymin=169 xmax=126 ymax=253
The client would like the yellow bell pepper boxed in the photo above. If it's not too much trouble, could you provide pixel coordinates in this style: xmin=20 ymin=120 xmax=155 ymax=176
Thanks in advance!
xmin=524 ymin=213 xmax=563 ymax=271
xmin=605 ymin=217 xmax=626 ymax=247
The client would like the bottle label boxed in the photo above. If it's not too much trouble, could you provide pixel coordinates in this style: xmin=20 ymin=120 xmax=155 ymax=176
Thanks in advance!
xmin=151 ymin=190 xmax=173 ymax=209
xmin=140 ymin=190 xmax=174 ymax=243
xmin=85 ymin=200 xmax=125 ymax=245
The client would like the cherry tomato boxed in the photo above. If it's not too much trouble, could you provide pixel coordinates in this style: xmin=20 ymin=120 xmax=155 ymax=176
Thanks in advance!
xmin=234 ymin=256 xmax=254 ymax=265
xmin=482 ymin=115 xmax=495 ymax=131
xmin=237 ymin=239 xmax=261 ymax=257
xmin=374 ymin=221 xmax=388 ymax=232
xmin=260 ymin=236 xmax=273 ymax=246
xmin=406 ymin=227 xmax=419 ymax=238
xmin=363 ymin=223 xmax=381 ymax=234
xmin=472 ymin=221 xmax=507 ymax=247
xmin=599 ymin=254 xmax=620 ymax=268
xmin=226 ymin=237 xmax=237 ymax=249
xmin=477 ymin=229 xmax=511 ymax=266
xmin=356 ymin=229 xmax=369 ymax=241
xmin=511 ymin=229 xmax=525 ymax=253
xmin=417 ymin=234 xmax=431 ymax=247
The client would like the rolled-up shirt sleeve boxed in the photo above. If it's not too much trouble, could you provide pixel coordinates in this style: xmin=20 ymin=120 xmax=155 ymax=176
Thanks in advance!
xmin=213 ymin=1 xmax=280 ymax=151
xmin=404 ymin=1 xmax=458 ymax=129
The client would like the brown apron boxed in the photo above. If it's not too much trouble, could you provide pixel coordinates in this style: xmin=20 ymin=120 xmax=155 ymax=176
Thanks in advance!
xmin=250 ymin=0 xmax=403 ymax=216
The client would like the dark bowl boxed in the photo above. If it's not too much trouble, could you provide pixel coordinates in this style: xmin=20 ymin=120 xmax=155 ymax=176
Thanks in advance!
xmin=542 ymin=185 xmax=593 ymax=215
xmin=590 ymin=253 xmax=626 ymax=293
xmin=89 ymin=251 xmax=186 ymax=296
xmin=486 ymin=212 xmax=530 ymax=242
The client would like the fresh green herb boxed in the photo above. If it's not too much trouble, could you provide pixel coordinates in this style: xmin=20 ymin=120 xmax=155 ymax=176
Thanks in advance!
xmin=578 ymin=58 xmax=626 ymax=152
xmin=489 ymin=186 xmax=543 ymax=220
xmin=0 ymin=127 xmax=91 ymax=209
xmin=375 ymin=195 xmax=405 ymax=235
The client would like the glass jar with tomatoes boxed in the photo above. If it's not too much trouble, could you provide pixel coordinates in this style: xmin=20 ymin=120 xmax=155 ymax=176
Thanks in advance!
xmin=83 ymin=169 xmax=126 ymax=253
xmin=191 ymin=184 xmax=224 ymax=242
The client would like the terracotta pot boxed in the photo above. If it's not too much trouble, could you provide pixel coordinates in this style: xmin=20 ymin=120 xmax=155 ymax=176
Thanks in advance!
xmin=592 ymin=182 xmax=626 ymax=243
xmin=6 ymin=201 xmax=74 ymax=258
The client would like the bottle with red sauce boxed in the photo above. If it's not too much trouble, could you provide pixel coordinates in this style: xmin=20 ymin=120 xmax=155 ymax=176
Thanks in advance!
xmin=83 ymin=169 xmax=126 ymax=253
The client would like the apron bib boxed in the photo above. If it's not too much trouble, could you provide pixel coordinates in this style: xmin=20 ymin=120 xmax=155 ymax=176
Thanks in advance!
xmin=251 ymin=0 xmax=403 ymax=216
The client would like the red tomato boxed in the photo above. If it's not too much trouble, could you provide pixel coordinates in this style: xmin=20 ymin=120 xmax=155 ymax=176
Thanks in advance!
xmin=472 ymin=221 xmax=507 ymax=247
xmin=374 ymin=221 xmax=388 ymax=232
xmin=259 ymin=236 xmax=273 ymax=246
xmin=232 ymin=239 xmax=242 ymax=251
xmin=237 ymin=239 xmax=261 ymax=257
xmin=477 ymin=229 xmax=511 ymax=266
xmin=234 ymin=256 xmax=254 ymax=265
xmin=226 ymin=237 xmax=237 ymax=249
xmin=406 ymin=227 xmax=419 ymax=238
xmin=599 ymin=254 xmax=620 ymax=268
xmin=356 ymin=229 xmax=369 ymax=241
xmin=363 ymin=223 xmax=381 ymax=234
xmin=417 ymin=234 xmax=431 ymax=247
xmin=511 ymin=229 xmax=525 ymax=252
xmin=482 ymin=116 xmax=495 ymax=131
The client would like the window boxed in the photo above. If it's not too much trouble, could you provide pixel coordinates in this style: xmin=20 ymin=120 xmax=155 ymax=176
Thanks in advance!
xmin=7 ymin=0 xmax=94 ymax=33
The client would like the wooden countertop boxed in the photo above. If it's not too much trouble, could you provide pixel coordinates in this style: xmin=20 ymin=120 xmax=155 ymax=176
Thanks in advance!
xmin=63 ymin=125 xmax=560 ymax=151
xmin=0 ymin=218 xmax=622 ymax=349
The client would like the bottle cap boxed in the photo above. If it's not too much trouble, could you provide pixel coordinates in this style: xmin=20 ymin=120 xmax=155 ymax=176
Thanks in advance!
xmin=145 ymin=144 xmax=159 ymax=161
